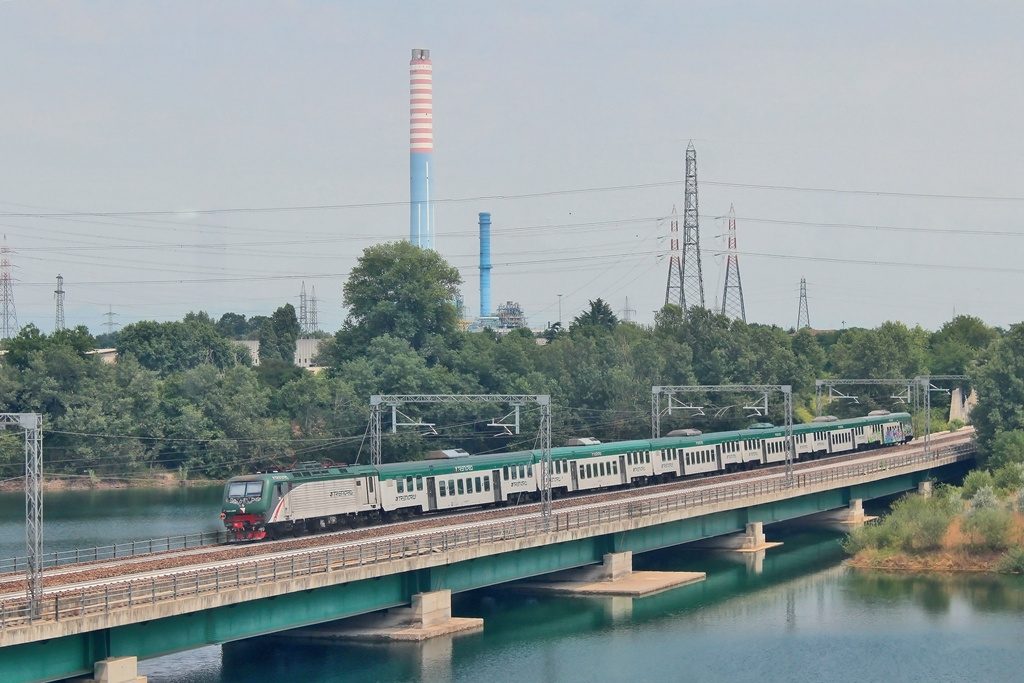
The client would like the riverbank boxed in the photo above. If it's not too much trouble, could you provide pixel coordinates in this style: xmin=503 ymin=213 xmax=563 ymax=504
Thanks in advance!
xmin=0 ymin=472 xmax=222 ymax=492
xmin=845 ymin=512 xmax=1024 ymax=574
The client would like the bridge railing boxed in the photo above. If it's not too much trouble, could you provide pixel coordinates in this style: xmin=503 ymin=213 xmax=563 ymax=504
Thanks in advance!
xmin=0 ymin=531 xmax=227 ymax=576
xmin=0 ymin=441 xmax=974 ymax=633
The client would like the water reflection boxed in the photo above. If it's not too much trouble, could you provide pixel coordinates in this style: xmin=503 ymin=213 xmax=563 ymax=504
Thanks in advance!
xmin=846 ymin=569 xmax=1024 ymax=615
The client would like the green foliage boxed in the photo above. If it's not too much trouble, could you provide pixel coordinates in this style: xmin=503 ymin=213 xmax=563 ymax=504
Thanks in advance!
xmin=3 ymin=324 xmax=96 ymax=370
xmin=338 ymin=241 xmax=462 ymax=353
xmin=116 ymin=315 xmax=242 ymax=375
xmin=983 ymin=430 xmax=1024 ymax=471
xmin=570 ymin=298 xmax=618 ymax=333
xmin=962 ymin=507 xmax=1013 ymax=551
xmin=968 ymin=485 xmax=1001 ymax=511
xmin=997 ymin=546 xmax=1024 ymax=574
xmin=828 ymin=322 xmax=928 ymax=381
xmin=993 ymin=463 xmax=1024 ymax=493
xmin=843 ymin=493 xmax=956 ymax=554
xmin=970 ymin=324 xmax=1024 ymax=454
xmin=961 ymin=469 xmax=995 ymax=500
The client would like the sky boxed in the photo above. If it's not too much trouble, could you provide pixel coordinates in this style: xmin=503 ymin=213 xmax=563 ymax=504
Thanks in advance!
xmin=1 ymin=1 xmax=1023 ymax=336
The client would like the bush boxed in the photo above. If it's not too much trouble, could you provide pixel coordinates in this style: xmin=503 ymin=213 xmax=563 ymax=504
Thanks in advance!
xmin=969 ymin=485 xmax=1002 ymax=511
xmin=962 ymin=507 xmax=1013 ymax=551
xmin=842 ymin=493 xmax=955 ymax=554
xmin=949 ymin=419 xmax=965 ymax=432
xmin=962 ymin=469 xmax=995 ymax=499
xmin=998 ymin=546 xmax=1024 ymax=574
xmin=994 ymin=463 xmax=1024 ymax=493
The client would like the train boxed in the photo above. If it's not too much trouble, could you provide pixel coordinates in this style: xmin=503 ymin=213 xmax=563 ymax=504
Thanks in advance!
xmin=221 ymin=410 xmax=912 ymax=541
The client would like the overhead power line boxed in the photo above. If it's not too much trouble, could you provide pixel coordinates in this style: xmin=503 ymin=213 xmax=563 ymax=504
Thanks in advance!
xmin=3 ymin=178 xmax=1024 ymax=220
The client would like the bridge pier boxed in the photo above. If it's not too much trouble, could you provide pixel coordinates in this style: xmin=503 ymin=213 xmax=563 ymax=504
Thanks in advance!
xmin=691 ymin=522 xmax=782 ymax=553
xmin=801 ymin=499 xmax=878 ymax=532
xmin=511 ymin=551 xmax=705 ymax=598
xmin=69 ymin=656 xmax=146 ymax=683
xmin=279 ymin=589 xmax=482 ymax=642
xmin=918 ymin=481 xmax=933 ymax=499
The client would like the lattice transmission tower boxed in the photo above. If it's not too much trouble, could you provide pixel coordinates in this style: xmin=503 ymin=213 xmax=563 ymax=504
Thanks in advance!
xmin=720 ymin=205 xmax=746 ymax=322
xmin=681 ymin=142 xmax=705 ymax=311
xmin=309 ymin=286 xmax=319 ymax=333
xmin=1 ymin=236 xmax=17 ymax=339
xmin=299 ymin=282 xmax=309 ymax=335
xmin=664 ymin=206 xmax=683 ymax=307
xmin=796 ymin=277 xmax=811 ymax=329
xmin=54 ymin=275 xmax=66 ymax=331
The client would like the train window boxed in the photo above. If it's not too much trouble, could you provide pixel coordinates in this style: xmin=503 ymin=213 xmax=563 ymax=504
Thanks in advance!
xmin=448 ymin=480 xmax=455 ymax=496
xmin=510 ymin=466 xmax=517 ymax=480
xmin=475 ymin=477 xmax=482 ymax=493
xmin=599 ymin=462 xmax=606 ymax=476
xmin=503 ymin=466 xmax=509 ymax=480
xmin=439 ymin=483 xmax=446 ymax=497
xmin=407 ymin=476 xmax=414 ymax=491
xmin=645 ymin=451 xmax=650 ymax=463
xmin=612 ymin=461 xmax=618 ymax=474
xmin=368 ymin=479 xmax=375 ymax=493
xmin=484 ymin=477 xmax=491 ymax=491
xmin=397 ymin=478 xmax=404 ymax=493
xmin=458 ymin=479 xmax=465 ymax=495
xmin=416 ymin=475 xmax=423 ymax=491
xmin=527 ymin=465 xmax=533 ymax=477
xmin=586 ymin=464 xmax=593 ymax=478
xmin=580 ymin=465 xmax=586 ymax=478
xmin=244 ymin=482 xmax=263 ymax=497
xmin=519 ymin=465 xmax=526 ymax=479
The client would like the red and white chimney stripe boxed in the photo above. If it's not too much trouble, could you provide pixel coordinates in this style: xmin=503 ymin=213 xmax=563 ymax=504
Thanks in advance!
xmin=410 ymin=52 xmax=433 ymax=153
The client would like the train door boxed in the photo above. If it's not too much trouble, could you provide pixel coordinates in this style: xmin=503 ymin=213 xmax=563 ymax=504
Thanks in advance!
xmin=570 ymin=461 xmax=579 ymax=491
xmin=619 ymin=455 xmax=627 ymax=484
xmin=356 ymin=479 xmax=369 ymax=507
xmin=491 ymin=471 xmax=502 ymax=502
xmin=715 ymin=444 xmax=722 ymax=470
xmin=426 ymin=477 xmax=438 ymax=511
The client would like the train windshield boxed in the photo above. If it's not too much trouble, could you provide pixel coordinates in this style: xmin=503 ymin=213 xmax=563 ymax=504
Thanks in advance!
xmin=227 ymin=481 xmax=263 ymax=502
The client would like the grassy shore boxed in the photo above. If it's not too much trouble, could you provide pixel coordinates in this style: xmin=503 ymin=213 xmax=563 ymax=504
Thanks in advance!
xmin=844 ymin=482 xmax=1024 ymax=574
xmin=846 ymin=515 xmax=1024 ymax=572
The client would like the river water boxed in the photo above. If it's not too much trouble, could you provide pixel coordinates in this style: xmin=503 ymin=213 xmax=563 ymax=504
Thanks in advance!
xmin=2 ymin=488 xmax=1024 ymax=682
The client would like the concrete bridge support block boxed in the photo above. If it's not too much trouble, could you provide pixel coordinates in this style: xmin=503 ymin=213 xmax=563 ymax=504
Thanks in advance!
xmin=512 ymin=551 xmax=704 ymax=598
xmin=692 ymin=522 xmax=782 ymax=552
xmin=277 ymin=589 xmax=482 ymax=642
xmin=70 ymin=656 xmax=146 ymax=683
xmin=918 ymin=481 xmax=933 ymax=499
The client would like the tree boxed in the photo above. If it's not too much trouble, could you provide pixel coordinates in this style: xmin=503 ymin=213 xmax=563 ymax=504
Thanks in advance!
xmin=217 ymin=312 xmax=250 ymax=338
xmin=334 ymin=241 xmax=462 ymax=355
xmin=3 ymin=324 xmax=95 ymax=370
xmin=270 ymin=304 xmax=300 ymax=362
xmin=971 ymin=324 xmax=1024 ymax=453
xmin=116 ymin=315 xmax=241 ymax=375
xmin=570 ymin=298 xmax=618 ymax=333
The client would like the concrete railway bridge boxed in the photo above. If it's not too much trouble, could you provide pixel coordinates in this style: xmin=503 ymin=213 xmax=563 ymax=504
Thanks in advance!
xmin=0 ymin=430 xmax=975 ymax=683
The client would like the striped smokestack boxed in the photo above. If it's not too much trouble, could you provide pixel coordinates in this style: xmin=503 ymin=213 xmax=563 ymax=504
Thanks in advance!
xmin=410 ymin=48 xmax=434 ymax=249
